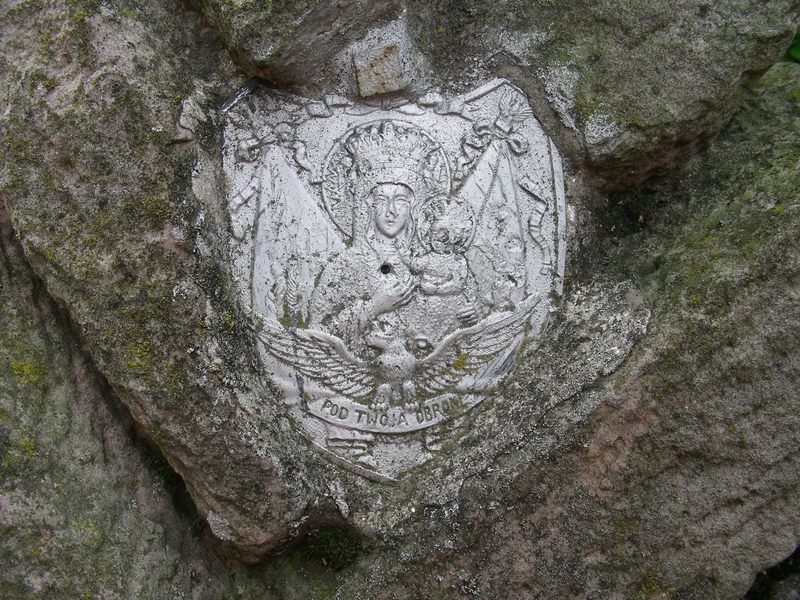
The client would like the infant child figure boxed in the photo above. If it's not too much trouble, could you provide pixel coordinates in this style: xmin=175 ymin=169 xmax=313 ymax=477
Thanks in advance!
xmin=414 ymin=214 xmax=470 ymax=295
xmin=402 ymin=199 xmax=481 ymax=340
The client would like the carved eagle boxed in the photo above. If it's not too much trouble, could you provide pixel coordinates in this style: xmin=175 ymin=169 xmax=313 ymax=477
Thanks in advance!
xmin=248 ymin=297 xmax=539 ymax=408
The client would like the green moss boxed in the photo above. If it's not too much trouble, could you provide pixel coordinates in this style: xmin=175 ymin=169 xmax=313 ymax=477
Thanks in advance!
xmin=278 ymin=300 xmax=307 ymax=329
xmin=1 ymin=436 xmax=43 ymax=473
xmin=162 ymin=360 xmax=191 ymax=396
xmin=198 ymin=259 xmax=227 ymax=301
xmin=611 ymin=515 xmax=633 ymax=539
xmin=119 ymin=193 xmax=174 ymax=231
xmin=633 ymin=66 xmax=800 ymax=318
xmin=18 ymin=438 xmax=38 ymax=457
xmin=637 ymin=568 xmax=663 ymax=599
xmin=654 ymin=199 xmax=798 ymax=313
xmin=221 ymin=311 xmax=237 ymax=333
xmin=142 ymin=194 xmax=172 ymax=228
xmin=66 ymin=0 xmax=100 ymax=23
xmin=72 ymin=516 xmax=103 ymax=551
xmin=452 ymin=353 xmax=468 ymax=371
xmin=126 ymin=340 xmax=153 ymax=374
xmin=10 ymin=360 xmax=44 ymax=386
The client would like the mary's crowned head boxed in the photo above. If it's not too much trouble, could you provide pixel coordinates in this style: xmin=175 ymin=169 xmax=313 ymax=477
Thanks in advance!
xmin=322 ymin=120 xmax=451 ymax=242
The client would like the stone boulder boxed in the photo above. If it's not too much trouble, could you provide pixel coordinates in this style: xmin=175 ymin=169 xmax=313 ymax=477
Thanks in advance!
xmin=1 ymin=0 xmax=798 ymax=597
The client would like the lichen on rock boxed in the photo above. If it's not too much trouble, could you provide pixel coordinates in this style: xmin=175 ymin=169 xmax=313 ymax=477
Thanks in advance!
xmin=1 ymin=0 xmax=799 ymax=598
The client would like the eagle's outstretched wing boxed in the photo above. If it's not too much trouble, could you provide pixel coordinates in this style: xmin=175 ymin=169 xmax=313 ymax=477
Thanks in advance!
xmin=250 ymin=314 xmax=375 ymax=400
xmin=416 ymin=297 xmax=539 ymax=396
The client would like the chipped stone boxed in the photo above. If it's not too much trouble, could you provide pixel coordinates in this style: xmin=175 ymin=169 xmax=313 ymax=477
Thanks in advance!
xmin=306 ymin=101 xmax=332 ymax=117
xmin=355 ymin=43 xmax=408 ymax=97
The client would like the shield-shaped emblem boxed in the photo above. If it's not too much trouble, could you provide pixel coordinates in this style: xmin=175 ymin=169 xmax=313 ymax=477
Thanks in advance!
xmin=223 ymin=79 xmax=566 ymax=481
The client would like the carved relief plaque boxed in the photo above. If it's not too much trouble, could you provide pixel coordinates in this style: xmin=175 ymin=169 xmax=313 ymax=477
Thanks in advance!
xmin=222 ymin=80 xmax=566 ymax=481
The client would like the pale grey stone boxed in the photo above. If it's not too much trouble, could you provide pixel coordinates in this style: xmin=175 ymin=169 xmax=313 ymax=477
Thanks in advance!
xmin=355 ymin=43 xmax=408 ymax=96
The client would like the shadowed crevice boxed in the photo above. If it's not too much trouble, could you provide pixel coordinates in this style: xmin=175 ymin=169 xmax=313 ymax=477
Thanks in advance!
xmin=0 ymin=198 xmax=213 ymax=562
xmin=745 ymin=544 xmax=800 ymax=600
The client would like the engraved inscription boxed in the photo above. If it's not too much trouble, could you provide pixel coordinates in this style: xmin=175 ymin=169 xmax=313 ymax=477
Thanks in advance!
xmin=221 ymin=80 xmax=567 ymax=480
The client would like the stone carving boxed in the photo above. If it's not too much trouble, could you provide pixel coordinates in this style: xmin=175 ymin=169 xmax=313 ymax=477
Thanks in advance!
xmin=222 ymin=80 xmax=566 ymax=480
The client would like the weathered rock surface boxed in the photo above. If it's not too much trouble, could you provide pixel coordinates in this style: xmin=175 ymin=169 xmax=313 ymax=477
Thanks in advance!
xmin=0 ymin=0 xmax=315 ymax=561
xmin=331 ymin=60 xmax=800 ymax=599
xmin=197 ymin=0 xmax=403 ymax=89
xmin=1 ymin=0 xmax=799 ymax=598
xmin=197 ymin=0 xmax=799 ymax=189
xmin=406 ymin=0 xmax=800 ymax=189
xmin=0 ymin=206 xmax=231 ymax=598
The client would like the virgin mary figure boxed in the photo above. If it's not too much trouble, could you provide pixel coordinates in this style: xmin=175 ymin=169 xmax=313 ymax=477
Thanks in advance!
xmin=309 ymin=120 xmax=456 ymax=355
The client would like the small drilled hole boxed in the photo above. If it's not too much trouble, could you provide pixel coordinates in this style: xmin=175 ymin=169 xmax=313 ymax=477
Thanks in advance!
xmin=380 ymin=264 xmax=391 ymax=275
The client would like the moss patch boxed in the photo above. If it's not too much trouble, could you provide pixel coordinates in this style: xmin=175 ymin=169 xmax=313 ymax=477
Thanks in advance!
xmin=9 ymin=360 xmax=44 ymax=386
